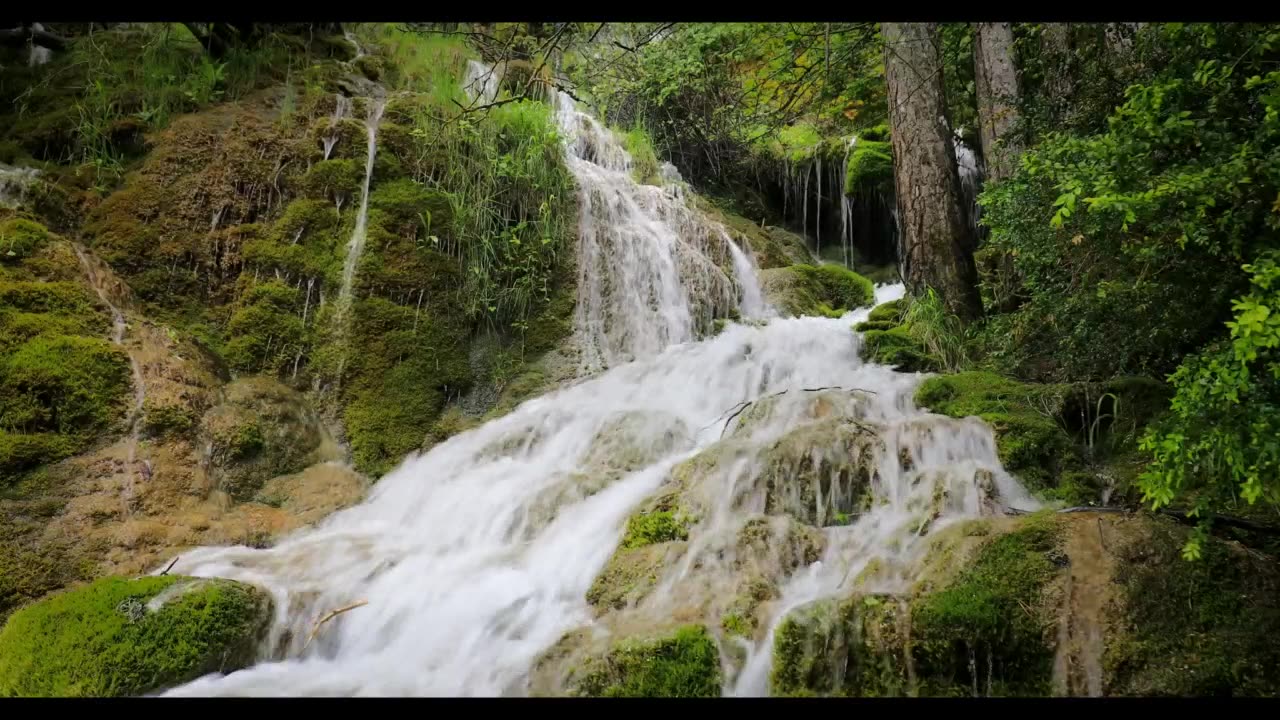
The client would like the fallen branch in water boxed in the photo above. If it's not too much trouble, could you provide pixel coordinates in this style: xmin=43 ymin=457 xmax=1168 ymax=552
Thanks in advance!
xmin=160 ymin=557 xmax=180 ymax=575
xmin=701 ymin=386 xmax=878 ymax=439
xmin=302 ymin=600 xmax=368 ymax=651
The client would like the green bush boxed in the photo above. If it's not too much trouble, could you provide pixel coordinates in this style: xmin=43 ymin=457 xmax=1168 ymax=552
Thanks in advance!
xmin=621 ymin=510 xmax=689 ymax=549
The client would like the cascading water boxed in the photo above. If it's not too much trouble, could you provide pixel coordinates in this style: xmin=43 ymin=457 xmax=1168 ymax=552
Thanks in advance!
xmin=157 ymin=67 xmax=1037 ymax=698
xmin=321 ymin=95 xmax=352 ymax=161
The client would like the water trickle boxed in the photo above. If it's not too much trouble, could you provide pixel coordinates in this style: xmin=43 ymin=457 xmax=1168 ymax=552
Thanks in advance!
xmin=158 ymin=76 xmax=1036 ymax=699
xmin=333 ymin=97 xmax=386 ymax=322
xmin=322 ymin=94 xmax=353 ymax=161
xmin=954 ymin=134 xmax=983 ymax=233
xmin=72 ymin=245 xmax=148 ymax=516
xmin=464 ymin=60 xmax=500 ymax=105
xmin=0 ymin=162 xmax=42 ymax=210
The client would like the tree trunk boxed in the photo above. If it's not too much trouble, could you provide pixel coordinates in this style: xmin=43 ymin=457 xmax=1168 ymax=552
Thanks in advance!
xmin=973 ymin=23 xmax=1022 ymax=182
xmin=882 ymin=22 xmax=983 ymax=322
xmin=1041 ymin=23 xmax=1074 ymax=124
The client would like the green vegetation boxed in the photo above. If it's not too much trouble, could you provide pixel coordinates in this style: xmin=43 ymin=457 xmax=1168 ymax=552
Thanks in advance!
xmin=572 ymin=625 xmax=721 ymax=697
xmin=0 ymin=574 xmax=271 ymax=697
xmin=621 ymin=510 xmax=689 ymax=549
xmin=761 ymin=264 xmax=874 ymax=318
xmin=909 ymin=513 xmax=1060 ymax=696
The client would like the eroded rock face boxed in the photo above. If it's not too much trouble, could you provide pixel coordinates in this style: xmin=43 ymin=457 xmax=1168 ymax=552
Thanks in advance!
xmin=200 ymin=376 xmax=333 ymax=502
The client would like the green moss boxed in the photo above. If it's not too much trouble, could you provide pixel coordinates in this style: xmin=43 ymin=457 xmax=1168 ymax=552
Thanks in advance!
xmin=572 ymin=625 xmax=721 ymax=697
xmin=1105 ymin=516 xmax=1280 ymax=696
xmin=621 ymin=510 xmax=690 ymax=549
xmin=721 ymin=613 xmax=751 ymax=638
xmin=353 ymin=54 xmax=386 ymax=82
xmin=862 ymin=325 xmax=941 ymax=373
xmin=301 ymin=158 xmax=364 ymax=203
xmin=141 ymin=400 xmax=198 ymax=440
xmin=619 ymin=126 xmax=661 ymax=186
xmin=854 ymin=319 xmax=898 ymax=332
xmin=867 ymin=298 xmax=907 ymax=324
xmin=586 ymin=542 xmax=677 ymax=612
xmin=223 ymin=281 xmax=306 ymax=377
xmin=200 ymin=377 xmax=323 ymax=502
xmin=845 ymin=139 xmax=893 ymax=193
xmin=0 ymin=334 xmax=131 ymax=437
xmin=760 ymin=419 xmax=881 ymax=526
xmin=0 ymin=219 xmax=50 ymax=262
xmin=0 ymin=574 xmax=271 ymax=697
xmin=914 ymin=372 xmax=1078 ymax=492
xmin=344 ymin=371 xmax=444 ymax=477
xmin=909 ymin=513 xmax=1061 ymax=696
xmin=761 ymin=264 xmax=874 ymax=318
xmin=0 ymin=432 xmax=76 ymax=486
xmin=771 ymin=594 xmax=910 ymax=697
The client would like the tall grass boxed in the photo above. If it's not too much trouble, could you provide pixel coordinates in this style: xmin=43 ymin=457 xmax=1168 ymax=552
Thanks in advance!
xmin=372 ymin=24 xmax=574 ymax=331
xmin=64 ymin=24 xmax=293 ymax=187
xmin=904 ymin=287 xmax=971 ymax=373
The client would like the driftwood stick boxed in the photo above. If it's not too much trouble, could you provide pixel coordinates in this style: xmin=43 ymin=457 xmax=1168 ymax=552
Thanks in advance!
xmin=302 ymin=600 xmax=368 ymax=651
xmin=160 ymin=557 xmax=180 ymax=575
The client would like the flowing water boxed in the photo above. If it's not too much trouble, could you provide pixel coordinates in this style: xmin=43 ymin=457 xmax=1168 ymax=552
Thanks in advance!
xmin=333 ymin=97 xmax=387 ymax=321
xmin=72 ymin=244 xmax=148 ymax=517
xmin=158 ymin=75 xmax=1035 ymax=698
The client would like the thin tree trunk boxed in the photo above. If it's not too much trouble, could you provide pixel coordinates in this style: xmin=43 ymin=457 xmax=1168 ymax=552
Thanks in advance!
xmin=882 ymin=22 xmax=983 ymax=322
xmin=973 ymin=22 xmax=1022 ymax=182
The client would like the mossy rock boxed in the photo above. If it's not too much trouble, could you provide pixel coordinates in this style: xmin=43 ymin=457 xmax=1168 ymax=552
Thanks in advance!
xmin=759 ymin=418 xmax=883 ymax=526
xmin=0 ymin=574 xmax=272 ymax=697
xmin=860 ymin=325 xmax=941 ymax=372
xmin=771 ymin=594 xmax=911 ymax=697
xmin=0 ymin=218 xmax=50 ymax=262
xmin=582 ymin=410 xmax=691 ymax=476
xmin=568 ymin=625 xmax=722 ymax=697
xmin=845 ymin=139 xmax=893 ymax=194
xmin=914 ymin=372 xmax=1078 ymax=493
xmin=1104 ymin=515 xmax=1280 ymax=696
xmin=768 ymin=513 xmax=1061 ymax=697
xmin=586 ymin=541 xmax=687 ymax=613
xmin=760 ymin=264 xmax=874 ymax=318
xmin=866 ymin=298 xmax=907 ymax=324
xmin=200 ymin=376 xmax=325 ymax=502
xmin=353 ymin=54 xmax=385 ymax=82
xmin=908 ymin=512 xmax=1063 ymax=696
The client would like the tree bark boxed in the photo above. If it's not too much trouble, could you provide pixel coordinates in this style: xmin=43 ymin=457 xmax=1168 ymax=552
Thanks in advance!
xmin=1041 ymin=23 xmax=1074 ymax=123
xmin=973 ymin=22 xmax=1022 ymax=182
xmin=882 ymin=22 xmax=983 ymax=322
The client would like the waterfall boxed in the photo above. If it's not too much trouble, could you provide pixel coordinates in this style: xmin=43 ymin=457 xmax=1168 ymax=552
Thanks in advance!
xmin=333 ymin=97 xmax=387 ymax=321
xmin=156 ymin=70 xmax=1036 ymax=699
xmin=551 ymin=88 xmax=764 ymax=371
xmin=322 ymin=94 xmax=352 ymax=161
xmin=954 ymin=134 xmax=983 ymax=234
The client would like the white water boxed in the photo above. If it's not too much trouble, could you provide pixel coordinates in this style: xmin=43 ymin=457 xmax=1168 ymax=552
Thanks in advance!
xmin=322 ymin=94 xmax=352 ymax=161
xmin=159 ymin=70 xmax=1035 ymax=698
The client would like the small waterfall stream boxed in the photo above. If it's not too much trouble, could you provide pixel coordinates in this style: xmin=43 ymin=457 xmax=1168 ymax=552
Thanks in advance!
xmin=157 ymin=62 xmax=1036 ymax=698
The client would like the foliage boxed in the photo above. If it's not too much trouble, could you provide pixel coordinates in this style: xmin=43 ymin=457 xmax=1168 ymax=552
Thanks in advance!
xmin=0 ymin=575 xmax=270 ymax=697
xmin=1139 ymin=252 xmax=1280 ymax=558
xmin=980 ymin=23 xmax=1280 ymax=383
xmin=903 ymin=288 xmax=972 ymax=373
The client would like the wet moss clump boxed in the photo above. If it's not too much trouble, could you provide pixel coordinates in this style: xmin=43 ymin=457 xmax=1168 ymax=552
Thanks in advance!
xmin=760 ymin=264 xmax=874 ymax=318
xmin=771 ymin=594 xmax=910 ymax=697
xmin=861 ymin=325 xmax=941 ymax=373
xmin=909 ymin=513 xmax=1062 ymax=696
xmin=621 ymin=510 xmax=690 ymax=549
xmin=845 ymin=139 xmax=893 ymax=193
xmin=914 ymin=372 xmax=1077 ymax=493
xmin=572 ymin=625 xmax=722 ymax=697
xmin=0 ymin=575 xmax=272 ymax=697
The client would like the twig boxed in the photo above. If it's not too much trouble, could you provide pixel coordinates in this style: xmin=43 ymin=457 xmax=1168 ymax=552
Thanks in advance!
xmin=160 ymin=557 xmax=180 ymax=575
xmin=302 ymin=600 xmax=369 ymax=651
